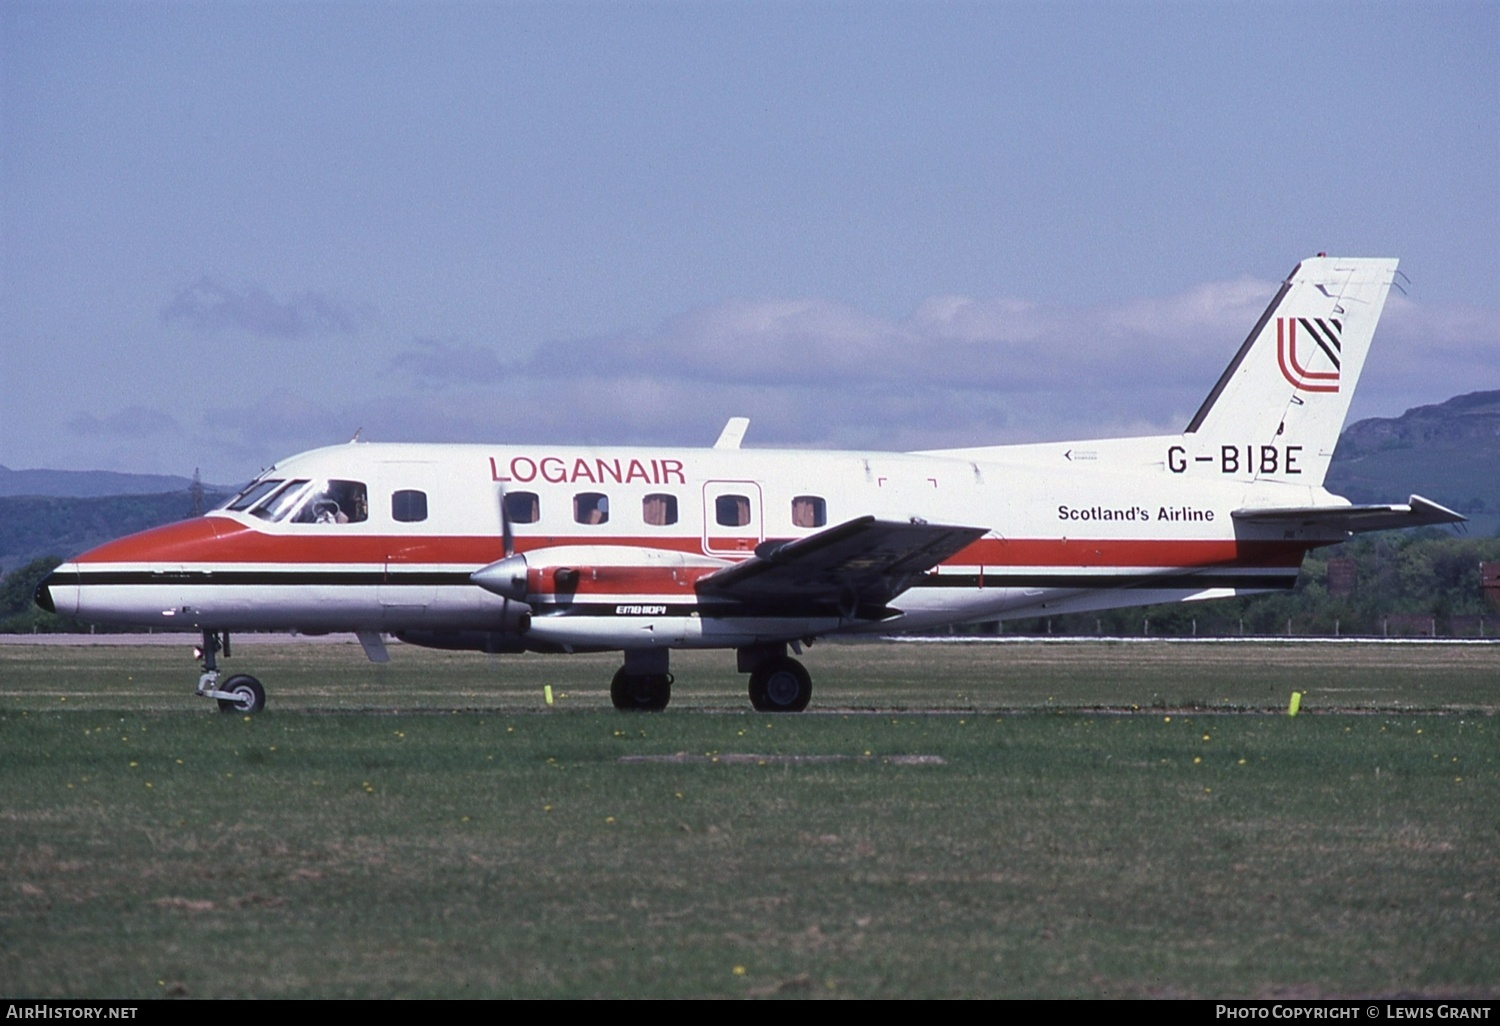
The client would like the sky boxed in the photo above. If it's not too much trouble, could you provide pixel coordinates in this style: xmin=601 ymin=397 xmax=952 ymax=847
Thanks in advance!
xmin=3 ymin=0 xmax=1497 ymax=484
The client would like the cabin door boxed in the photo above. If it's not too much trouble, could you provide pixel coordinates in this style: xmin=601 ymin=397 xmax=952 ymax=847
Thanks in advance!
xmin=378 ymin=462 xmax=441 ymax=621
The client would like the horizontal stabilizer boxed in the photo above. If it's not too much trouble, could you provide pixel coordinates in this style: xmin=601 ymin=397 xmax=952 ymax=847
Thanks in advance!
xmin=697 ymin=515 xmax=987 ymax=617
xmin=1231 ymin=495 xmax=1466 ymax=534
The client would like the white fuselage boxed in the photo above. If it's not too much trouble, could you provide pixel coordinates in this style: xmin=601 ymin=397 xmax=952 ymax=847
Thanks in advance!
xmin=44 ymin=436 xmax=1338 ymax=652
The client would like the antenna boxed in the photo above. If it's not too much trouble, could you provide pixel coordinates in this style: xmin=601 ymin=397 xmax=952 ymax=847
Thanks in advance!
xmin=188 ymin=468 xmax=205 ymax=517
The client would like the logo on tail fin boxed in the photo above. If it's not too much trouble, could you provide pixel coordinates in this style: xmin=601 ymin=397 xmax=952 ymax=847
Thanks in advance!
xmin=1276 ymin=317 xmax=1342 ymax=393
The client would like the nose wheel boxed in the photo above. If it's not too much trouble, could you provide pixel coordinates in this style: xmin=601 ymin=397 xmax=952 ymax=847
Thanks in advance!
xmin=216 ymin=674 xmax=266 ymax=714
xmin=194 ymin=630 xmax=268 ymax=714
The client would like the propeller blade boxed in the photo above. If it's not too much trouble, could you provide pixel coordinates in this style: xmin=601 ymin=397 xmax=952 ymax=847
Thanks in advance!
xmin=500 ymin=486 xmax=514 ymax=557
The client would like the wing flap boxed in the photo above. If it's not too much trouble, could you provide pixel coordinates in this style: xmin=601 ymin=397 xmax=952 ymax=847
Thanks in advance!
xmin=696 ymin=515 xmax=988 ymax=617
xmin=1231 ymin=494 xmax=1465 ymax=533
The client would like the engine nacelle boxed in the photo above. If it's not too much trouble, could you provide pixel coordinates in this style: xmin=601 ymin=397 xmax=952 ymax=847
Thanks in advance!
xmin=394 ymin=630 xmax=529 ymax=654
xmin=471 ymin=545 xmax=730 ymax=602
xmin=396 ymin=588 xmax=531 ymax=652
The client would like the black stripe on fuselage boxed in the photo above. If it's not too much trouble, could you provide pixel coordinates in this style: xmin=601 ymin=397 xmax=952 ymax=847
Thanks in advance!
xmin=54 ymin=568 xmax=1296 ymax=593
xmin=532 ymin=603 xmax=727 ymax=618
xmin=48 ymin=569 xmax=470 ymax=588
xmin=910 ymin=572 xmax=1298 ymax=591
xmin=51 ymin=568 xmax=1298 ymax=616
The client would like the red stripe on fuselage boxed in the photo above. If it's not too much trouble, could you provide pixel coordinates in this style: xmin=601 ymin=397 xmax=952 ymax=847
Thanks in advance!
xmin=74 ymin=517 xmax=1309 ymax=570
xmin=950 ymin=537 xmax=1305 ymax=569
xmin=529 ymin=566 xmax=710 ymax=596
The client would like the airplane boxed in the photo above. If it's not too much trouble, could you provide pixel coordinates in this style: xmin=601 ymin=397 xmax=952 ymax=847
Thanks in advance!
xmin=36 ymin=256 xmax=1464 ymax=715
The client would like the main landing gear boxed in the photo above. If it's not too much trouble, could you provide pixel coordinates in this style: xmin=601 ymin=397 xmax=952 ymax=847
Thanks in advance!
xmin=610 ymin=667 xmax=672 ymax=711
xmin=610 ymin=649 xmax=673 ymax=711
xmin=607 ymin=645 xmax=815 ymax=713
xmin=193 ymin=630 xmax=266 ymax=714
xmin=747 ymin=654 xmax=812 ymax=713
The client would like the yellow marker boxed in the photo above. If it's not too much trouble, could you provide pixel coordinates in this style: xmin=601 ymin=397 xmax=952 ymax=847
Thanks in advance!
xmin=544 ymin=685 xmax=554 ymax=707
xmin=1287 ymin=691 xmax=1302 ymax=717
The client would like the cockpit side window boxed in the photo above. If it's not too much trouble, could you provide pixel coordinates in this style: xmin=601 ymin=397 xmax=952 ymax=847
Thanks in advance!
xmin=291 ymin=480 xmax=370 ymax=524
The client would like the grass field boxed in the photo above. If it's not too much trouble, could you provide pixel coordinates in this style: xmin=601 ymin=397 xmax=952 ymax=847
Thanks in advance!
xmin=2 ymin=639 xmax=1496 ymax=998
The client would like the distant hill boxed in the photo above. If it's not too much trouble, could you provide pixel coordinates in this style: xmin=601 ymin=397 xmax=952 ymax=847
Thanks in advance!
xmin=0 ymin=465 xmax=232 ymax=498
xmin=0 ymin=491 xmax=230 ymax=574
xmin=1326 ymin=390 xmax=1500 ymax=515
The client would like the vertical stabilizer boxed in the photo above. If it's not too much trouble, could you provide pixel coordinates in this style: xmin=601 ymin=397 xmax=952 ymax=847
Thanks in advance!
xmin=1184 ymin=256 xmax=1397 ymax=486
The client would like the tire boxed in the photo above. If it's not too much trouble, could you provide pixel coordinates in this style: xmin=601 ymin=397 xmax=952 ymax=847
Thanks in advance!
xmin=610 ymin=668 xmax=671 ymax=712
xmin=748 ymin=656 xmax=811 ymax=713
xmin=217 ymin=674 xmax=266 ymax=714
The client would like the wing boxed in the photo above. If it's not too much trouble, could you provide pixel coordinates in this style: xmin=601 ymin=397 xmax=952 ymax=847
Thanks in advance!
xmin=695 ymin=515 xmax=988 ymax=619
xmin=1231 ymin=494 xmax=1465 ymax=534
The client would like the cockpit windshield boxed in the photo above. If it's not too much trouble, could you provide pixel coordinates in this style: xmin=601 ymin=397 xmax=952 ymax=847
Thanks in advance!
xmin=222 ymin=475 xmax=370 ymax=524
xmin=249 ymin=479 xmax=311 ymax=521
xmin=226 ymin=479 xmax=284 ymax=512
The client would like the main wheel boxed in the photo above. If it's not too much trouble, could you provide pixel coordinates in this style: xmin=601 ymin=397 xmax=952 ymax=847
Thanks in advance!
xmin=748 ymin=656 xmax=812 ymax=713
xmin=610 ymin=668 xmax=671 ymax=712
xmin=217 ymin=674 xmax=266 ymax=714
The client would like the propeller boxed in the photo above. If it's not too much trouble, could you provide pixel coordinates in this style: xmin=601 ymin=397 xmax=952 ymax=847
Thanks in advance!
xmin=471 ymin=483 xmax=528 ymax=602
xmin=500 ymin=483 xmax=514 ymax=558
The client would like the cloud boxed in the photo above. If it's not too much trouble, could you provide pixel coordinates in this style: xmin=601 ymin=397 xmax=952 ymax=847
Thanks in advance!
xmin=388 ymin=338 xmax=509 ymax=384
xmin=161 ymin=277 xmax=362 ymax=338
xmin=1339 ymin=292 xmax=1500 ymax=424
xmin=199 ymin=394 xmax=353 ymax=447
xmin=66 ymin=406 xmax=180 ymax=438
xmin=515 ymin=276 xmax=1283 ymax=407
xmin=432 ymin=275 xmax=1286 ymax=451
xmin=107 ymin=271 xmax=1499 ymax=480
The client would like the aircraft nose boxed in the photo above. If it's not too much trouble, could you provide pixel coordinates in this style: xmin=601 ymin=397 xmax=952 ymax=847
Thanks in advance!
xmin=34 ymin=567 xmax=76 ymax=617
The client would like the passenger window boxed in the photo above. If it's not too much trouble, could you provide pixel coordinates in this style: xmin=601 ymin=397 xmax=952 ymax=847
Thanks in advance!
xmin=505 ymin=491 xmax=540 ymax=525
xmin=392 ymin=489 xmax=428 ymax=523
xmin=792 ymin=495 xmax=826 ymax=528
xmin=574 ymin=492 xmax=609 ymax=525
xmin=716 ymin=494 xmax=751 ymax=528
xmin=292 ymin=480 xmax=369 ymax=524
xmin=643 ymin=493 xmax=678 ymax=526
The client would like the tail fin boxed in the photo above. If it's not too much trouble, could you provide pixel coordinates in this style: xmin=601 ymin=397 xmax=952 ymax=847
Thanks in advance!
xmin=1185 ymin=256 xmax=1398 ymax=487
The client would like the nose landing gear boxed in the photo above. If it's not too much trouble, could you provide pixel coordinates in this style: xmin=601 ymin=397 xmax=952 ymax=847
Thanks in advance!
xmin=193 ymin=630 xmax=266 ymax=714
xmin=217 ymin=674 xmax=266 ymax=714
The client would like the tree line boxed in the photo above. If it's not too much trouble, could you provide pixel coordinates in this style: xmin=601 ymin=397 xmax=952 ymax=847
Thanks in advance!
xmin=987 ymin=530 xmax=1500 ymax=638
